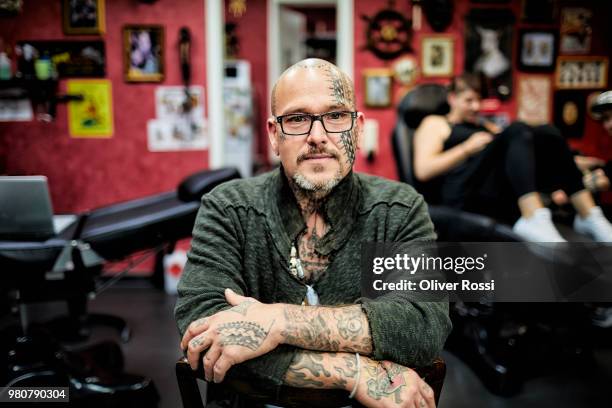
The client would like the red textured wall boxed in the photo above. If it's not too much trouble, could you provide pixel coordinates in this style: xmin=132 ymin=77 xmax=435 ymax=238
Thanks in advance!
xmin=0 ymin=0 xmax=207 ymax=213
xmin=2 ymin=0 xmax=611 ymax=213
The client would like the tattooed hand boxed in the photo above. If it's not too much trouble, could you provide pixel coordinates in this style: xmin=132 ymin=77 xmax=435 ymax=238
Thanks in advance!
xmin=353 ymin=358 xmax=436 ymax=408
xmin=181 ymin=289 xmax=284 ymax=383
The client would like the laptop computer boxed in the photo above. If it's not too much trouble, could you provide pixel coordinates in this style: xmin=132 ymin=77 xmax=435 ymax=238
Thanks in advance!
xmin=0 ymin=176 xmax=57 ymax=241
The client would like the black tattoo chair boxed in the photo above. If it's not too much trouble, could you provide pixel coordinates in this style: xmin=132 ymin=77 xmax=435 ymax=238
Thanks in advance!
xmin=175 ymin=357 xmax=446 ymax=407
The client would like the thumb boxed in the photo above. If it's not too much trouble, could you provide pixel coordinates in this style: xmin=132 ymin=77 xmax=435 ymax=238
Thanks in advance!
xmin=225 ymin=288 xmax=247 ymax=305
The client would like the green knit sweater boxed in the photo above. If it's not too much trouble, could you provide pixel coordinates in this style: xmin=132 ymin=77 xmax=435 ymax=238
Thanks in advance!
xmin=175 ymin=168 xmax=451 ymax=393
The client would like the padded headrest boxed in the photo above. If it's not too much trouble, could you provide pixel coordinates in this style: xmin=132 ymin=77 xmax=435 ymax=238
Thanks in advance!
xmin=397 ymin=84 xmax=450 ymax=129
xmin=178 ymin=167 xmax=241 ymax=202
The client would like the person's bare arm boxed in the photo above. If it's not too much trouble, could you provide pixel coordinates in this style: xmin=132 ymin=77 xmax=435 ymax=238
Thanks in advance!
xmin=413 ymin=115 xmax=492 ymax=182
xmin=284 ymin=351 xmax=436 ymax=408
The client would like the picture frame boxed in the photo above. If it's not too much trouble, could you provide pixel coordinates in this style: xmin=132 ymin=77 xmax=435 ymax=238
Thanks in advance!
xmin=363 ymin=69 xmax=393 ymax=108
xmin=555 ymin=56 xmax=608 ymax=90
xmin=553 ymin=90 xmax=588 ymax=139
xmin=560 ymin=7 xmax=592 ymax=55
xmin=517 ymin=75 xmax=552 ymax=125
xmin=464 ymin=8 xmax=514 ymax=100
xmin=421 ymin=35 xmax=454 ymax=77
xmin=517 ymin=29 xmax=557 ymax=72
xmin=62 ymin=0 xmax=105 ymax=35
xmin=123 ymin=25 xmax=165 ymax=83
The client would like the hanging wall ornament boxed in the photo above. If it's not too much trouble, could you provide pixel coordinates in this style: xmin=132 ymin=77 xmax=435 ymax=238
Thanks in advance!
xmin=229 ymin=0 xmax=247 ymax=18
xmin=422 ymin=0 xmax=454 ymax=32
xmin=362 ymin=0 xmax=413 ymax=60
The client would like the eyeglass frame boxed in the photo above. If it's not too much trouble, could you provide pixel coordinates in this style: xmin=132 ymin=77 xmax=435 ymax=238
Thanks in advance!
xmin=274 ymin=111 xmax=358 ymax=136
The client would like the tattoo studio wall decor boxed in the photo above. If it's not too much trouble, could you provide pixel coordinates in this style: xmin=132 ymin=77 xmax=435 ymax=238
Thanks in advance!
xmin=123 ymin=25 xmax=165 ymax=82
xmin=392 ymin=56 xmax=418 ymax=87
xmin=421 ymin=35 xmax=454 ymax=78
xmin=63 ymin=0 xmax=105 ymax=35
xmin=517 ymin=75 xmax=551 ymax=126
xmin=518 ymin=29 xmax=556 ymax=72
xmin=464 ymin=9 xmax=515 ymax=100
xmin=17 ymin=41 xmax=105 ymax=78
xmin=421 ymin=0 xmax=454 ymax=32
xmin=554 ymin=90 xmax=587 ymax=139
xmin=67 ymin=79 xmax=114 ymax=138
xmin=361 ymin=4 xmax=412 ymax=60
xmin=521 ymin=0 xmax=555 ymax=23
xmin=0 ymin=0 xmax=22 ymax=15
xmin=363 ymin=69 xmax=393 ymax=108
xmin=555 ymin=56 xmax=608 ymax=90
xmin=560 ymin=7 xmax=592 ymax=55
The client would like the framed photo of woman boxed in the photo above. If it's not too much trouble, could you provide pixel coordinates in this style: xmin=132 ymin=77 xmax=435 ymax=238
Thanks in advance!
xmin=123 ymin=25 xmax=165 ymax=82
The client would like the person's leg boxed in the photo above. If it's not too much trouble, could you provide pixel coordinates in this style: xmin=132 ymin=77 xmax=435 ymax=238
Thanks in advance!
xmin=532 ymin=125 xmax=612 ymax=241
xmin=472 ymin=123 xmax=565 ymax=241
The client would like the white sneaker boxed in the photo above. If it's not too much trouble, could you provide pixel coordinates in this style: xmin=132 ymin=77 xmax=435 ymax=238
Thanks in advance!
xmin=573 ymin=206 xmax=612 ymax=242
xmin=513 ymin=208 xmax=567 ymax=242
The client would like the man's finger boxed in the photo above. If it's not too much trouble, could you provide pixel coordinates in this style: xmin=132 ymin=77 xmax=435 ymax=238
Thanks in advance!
xmin=213 ymin=354 xmax=234 ymax=383
xmin=419 ymin=381 xmax=436 ymax=408
xmin=186 ymin=333 xmax=212 ymax=370
xmin=203 ymin=344 xmax=222 ymax=382
xmin=181 ymin=317 xmax=210 ymax=350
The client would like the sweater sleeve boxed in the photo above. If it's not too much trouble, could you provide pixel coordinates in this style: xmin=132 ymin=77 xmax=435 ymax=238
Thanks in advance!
xmin=358 ymin=194 xmax=452 ymax=367
xmin=174 ymin=194 xmax=297 ymax=394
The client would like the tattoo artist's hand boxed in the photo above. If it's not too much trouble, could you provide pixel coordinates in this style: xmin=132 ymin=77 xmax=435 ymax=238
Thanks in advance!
xmin=353 ymin=357 xmax=436 ymax=408
xmin=461 ymin=131 xmax=493 ymax=156
xmin=180 ymin=289 xmax=283 ymax=383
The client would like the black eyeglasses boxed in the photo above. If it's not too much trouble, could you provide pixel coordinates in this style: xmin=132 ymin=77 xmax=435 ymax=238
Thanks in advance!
xmin=275 ymin=111 xmax=358 ymax=136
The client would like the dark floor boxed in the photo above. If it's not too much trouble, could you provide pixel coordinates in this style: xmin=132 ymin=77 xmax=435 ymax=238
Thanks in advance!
xmin=72 ymin=284 xmax=612 ymax=408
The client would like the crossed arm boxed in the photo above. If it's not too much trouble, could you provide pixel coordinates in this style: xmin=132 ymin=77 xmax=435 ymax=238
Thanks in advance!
xmin=181 ymin=289 xmax=436 ymax=408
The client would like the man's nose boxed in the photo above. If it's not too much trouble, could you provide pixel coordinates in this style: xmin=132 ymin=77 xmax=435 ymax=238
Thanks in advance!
xmin=306 ymin=119 xmax=328 ymax=144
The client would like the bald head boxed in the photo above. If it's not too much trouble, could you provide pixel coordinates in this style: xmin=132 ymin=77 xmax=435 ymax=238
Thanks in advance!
xmin=271 ymin=58 xmax=355 ymax=116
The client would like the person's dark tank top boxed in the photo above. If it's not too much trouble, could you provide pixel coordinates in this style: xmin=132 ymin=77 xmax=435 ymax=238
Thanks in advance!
xmin=440 ymin=121 xmax=490 ymax=207
xmin=443 ymin=121 xmax=488 ymax=151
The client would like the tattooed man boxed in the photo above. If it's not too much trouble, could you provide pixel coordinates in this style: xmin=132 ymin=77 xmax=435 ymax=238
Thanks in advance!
xmin=175 ymin=59 xmax=451 ymax=408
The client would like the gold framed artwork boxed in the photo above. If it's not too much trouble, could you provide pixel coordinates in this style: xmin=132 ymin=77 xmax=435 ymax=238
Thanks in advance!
xmin=555 ymin=56 xmax=608 ymax=89
xmin=363 ymin=69 xmax=393 ymax=108
xmin=62 ymin=0 xmax=105 ymax=35
xmin=421 ymin=35 xmax=454 ymax=77
xmin=67 ymin=79 xmax=114 ymax=138
xmin=517 ymin=75 xmax=552 ymax=125
xmin=123 ymin=25 xmax=165 ymax=82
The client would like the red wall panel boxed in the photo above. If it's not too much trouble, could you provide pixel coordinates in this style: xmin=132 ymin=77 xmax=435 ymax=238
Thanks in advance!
xmin=0 ymin=0 xmax=208 ymax=213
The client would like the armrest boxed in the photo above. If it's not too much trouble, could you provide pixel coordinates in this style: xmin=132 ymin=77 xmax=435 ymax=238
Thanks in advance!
xmin=176 ymin=357 xmax=445 ymax=408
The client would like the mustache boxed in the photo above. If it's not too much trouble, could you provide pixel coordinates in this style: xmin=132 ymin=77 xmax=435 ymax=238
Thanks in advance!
xmin=297 ymin=148 xmax=339 ymax=164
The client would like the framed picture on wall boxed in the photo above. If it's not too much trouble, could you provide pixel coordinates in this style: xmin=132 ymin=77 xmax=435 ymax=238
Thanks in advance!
xmin=62 ymin=0 xmax=105 ymax=35
xmin=555 ymin=56 xmax=608 ymax=89
xmin=553 ymin=90 xmax=588 ymax=138
xmin=517 ymin=75 xmax=552 ymax=125
xmin=421 ymin=36 xmax=454 ymax=77
xmin=518 ymin=29 xmax=557 ymax=72
xmin=560 ymin=7 xmax=592 ymax=54
xmin=363 ymin=69 xmax=393 ymax=108
xmin=123 ymin=25 xmax=165 ymax=83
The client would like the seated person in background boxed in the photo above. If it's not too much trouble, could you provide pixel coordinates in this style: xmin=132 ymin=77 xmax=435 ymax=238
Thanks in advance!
xmin=175 ymin=58 xmax=450 ymax=408
xmin=413 ymin=73 xmax=612 ymax=242
xmin=585 ymin=91 xmax=612 ymax=191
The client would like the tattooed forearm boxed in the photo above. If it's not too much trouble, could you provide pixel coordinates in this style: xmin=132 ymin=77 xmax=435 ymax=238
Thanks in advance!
xmin=217 ymin=321 xmax=271 ymax=351
xmin=281 ymin=305 xmax=372 ymax=354
xmin=284 ymin=351 xmax=358 ymax=390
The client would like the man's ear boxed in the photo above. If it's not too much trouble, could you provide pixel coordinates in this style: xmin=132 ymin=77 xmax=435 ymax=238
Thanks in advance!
xmin=267 ymin=117 xmax=280 ymax=156
xmin=354 ymin=112 xmax=365 ymax=150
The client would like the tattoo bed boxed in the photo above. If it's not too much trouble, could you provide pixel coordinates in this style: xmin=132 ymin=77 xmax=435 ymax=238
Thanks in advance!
xmin=0 ymin=168 xmax=240 ymax=405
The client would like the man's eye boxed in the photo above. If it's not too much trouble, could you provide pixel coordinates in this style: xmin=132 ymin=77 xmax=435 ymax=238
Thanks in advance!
xmin=327 ymin=112 xmax=345 ymax=120
xmin=287 ymin=115 xmax=307 ymax=123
